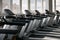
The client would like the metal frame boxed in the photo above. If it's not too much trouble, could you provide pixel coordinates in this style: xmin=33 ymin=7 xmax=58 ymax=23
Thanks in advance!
xmin=10 ymin=0 xmax=13 ymax=10
xmin=20 ymin=0 xmax=22 ymax=13
xmin=53 ymin=0 xmax=56 ymax=12
xmin=49 ymin=0 xmax=52 ymax=12
xmin=35 ymin=0 xmax=37 ymax=10
xmin=28 ymin=0 xmax=30 ymax=10
xmin=0 ymin=0 xmax=2 ymax=15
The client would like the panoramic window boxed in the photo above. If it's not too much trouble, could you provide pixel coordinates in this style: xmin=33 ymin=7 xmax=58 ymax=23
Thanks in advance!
xmin=2 ymin=0 xmax=49 ymax=14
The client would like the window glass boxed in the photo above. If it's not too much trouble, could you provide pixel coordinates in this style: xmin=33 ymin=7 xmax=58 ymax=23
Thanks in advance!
xmin=52 ymin=0 xmax=54 ymax=12
xmin=37 ymin=0 xmax=46 ymax=13
xmin=37 ymin=0 xmax=42 ymax=13
xmin=22 ymin=0 xmax=28 ymax=14
xmin=13 ymin=0 xmax=20 ymax=14
xmin=2 ymin=0 xmax=10 ymax=12
xmin=56 ymin=0 xmax=60 ymax=11
xmin=43 ymin=0 xmax=46 ymax=13
xmin=30 ymin=0 xmax=35 ymax=10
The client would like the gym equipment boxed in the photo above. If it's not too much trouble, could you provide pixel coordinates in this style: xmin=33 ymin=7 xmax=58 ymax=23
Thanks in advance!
xmin=4 ymin=9 xmax=25 ymax=18
xmin=20 ymin=10 xmax=60 ymax=40
xmin=0 ymin=15 xmax=44 ymax=39
xmin=4 ymin=9 xmax=15 ymax=15
xmin=25 ymin=10 xmax=32 ymax=16
xmin=35 ymin=10 xmax=41 ymax=16
xmin=0 ymin=16 xmax=30 ymax=40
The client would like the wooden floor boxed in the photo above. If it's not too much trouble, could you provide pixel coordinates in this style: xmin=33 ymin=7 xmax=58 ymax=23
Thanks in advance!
xmin=28 ymin=36 xmax=60 ymax=40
